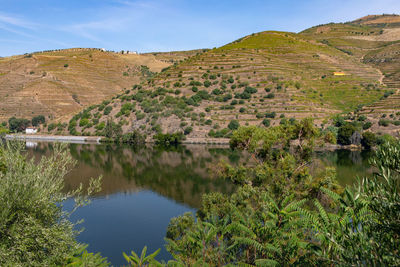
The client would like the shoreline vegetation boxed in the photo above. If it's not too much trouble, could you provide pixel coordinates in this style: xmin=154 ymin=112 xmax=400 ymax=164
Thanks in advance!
xmin=2 ymin=132 xmax=389 ymax=151
xmin=1 ymin=119 xmax=399 ymax=266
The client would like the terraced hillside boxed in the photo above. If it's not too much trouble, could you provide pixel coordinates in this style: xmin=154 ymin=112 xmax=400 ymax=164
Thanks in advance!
xmin=142 ymin=49 xmax=210 ymax=64
xmin=301 ymin=14 xmax=400 ymax=135
xmin=0 ymin=48 xmax=173 ymax=121
xmin=65 ymin=30 xmax=390 ymax=140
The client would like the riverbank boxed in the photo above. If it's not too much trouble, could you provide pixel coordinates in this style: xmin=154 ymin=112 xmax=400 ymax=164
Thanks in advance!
xmin=5 ymin=134 xmax=101 ymax=144
xmin=4 ymin=134 xmax=367 ymax=150
xmin=4 ymin=134 xmax=231 ymax=145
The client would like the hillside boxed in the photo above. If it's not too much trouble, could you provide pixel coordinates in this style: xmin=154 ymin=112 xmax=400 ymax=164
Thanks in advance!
xmin=63 ymin=27 xmax=397 ymax=140
xmin=300 ymin=14 xmax=400 ymax=134
xmin=0 ymin=48 xmax=174 ymax=121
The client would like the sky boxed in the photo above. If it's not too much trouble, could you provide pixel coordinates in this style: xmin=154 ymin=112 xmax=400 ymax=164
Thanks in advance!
xmin=0 ymin=0 xmax=399 ymax=56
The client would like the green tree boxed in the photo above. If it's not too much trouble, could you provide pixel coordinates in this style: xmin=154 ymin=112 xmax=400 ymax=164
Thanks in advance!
xmin=31 ymin=115 xmax=46 ymax=126
xmin=0 ymin=142 xmax=105 ymax=266
xmin=228 ymin=120 xmax=239 ymax=130
xmin=361 ymin=131 xmax=377 ymax=149
xmin=337 ymin=123 xmax=356 ymax=145
xmin=8 ymin=117 xmax=30 ymax=132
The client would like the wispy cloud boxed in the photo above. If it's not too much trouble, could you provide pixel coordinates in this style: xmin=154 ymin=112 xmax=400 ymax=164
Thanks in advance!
xmin=0 ymin=12 xmax=36 ymax=29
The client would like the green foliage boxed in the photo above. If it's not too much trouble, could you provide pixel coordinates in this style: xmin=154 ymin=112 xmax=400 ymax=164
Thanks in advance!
xmin=262 ymin=119 xmax=270 ymax=127
xmin=121 ymin=131 xmax=145 ymax=145
xmin=123 ymin=246 xmax=162 ymax=267
xmin=362 ymin=121 xmax=372 ymax=130
xmin=228 ymin=120 xmax=240 ymax=130
xmin=103 ymin=119 xmax=122 ymax=141
xmin=154 ymin=132 xmax=184 ymax=146
xmin=8 ymin=117 xmax=30 ymax=132
xmin=79 ymin=118 xmax=89 ymax=127
xmin=378 ymin=119 xmax=390 ymax=127
xmin=361 ymin=131 xmax=377 ymax=149
xmin=184 ymin=126 xmax=193 ymax=135
xmin=48 ymin=123 xmax=57 ymax=132
xmin=266 ymin=93 xmax=275 ymax=99
xmin=103 ymin=106 xmax=113 ymax=115
xmin=31 ymin=115 xmax=46 ymax=127
xmin=337 ymin=123 xmax=356 ymax=145
xmin=203 ymin=80 xmax=211 ymax=88
xmin=0 ymin=142 xmax=104 ymax=266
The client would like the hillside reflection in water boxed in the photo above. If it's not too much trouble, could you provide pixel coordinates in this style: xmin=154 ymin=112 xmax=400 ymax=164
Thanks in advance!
xmin=27 ymin=143 xmax=373 ymax=265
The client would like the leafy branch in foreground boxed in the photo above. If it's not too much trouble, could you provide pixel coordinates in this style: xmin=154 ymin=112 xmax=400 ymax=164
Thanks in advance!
xmin=0 ymin=141 xmax=106 ymax=266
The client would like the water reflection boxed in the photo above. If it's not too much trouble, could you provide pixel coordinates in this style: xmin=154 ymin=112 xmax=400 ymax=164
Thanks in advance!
xmin=24 ymin=142 xmax=374 ymax=265
xmin=30 ymin=143 xmax=239 ymax=209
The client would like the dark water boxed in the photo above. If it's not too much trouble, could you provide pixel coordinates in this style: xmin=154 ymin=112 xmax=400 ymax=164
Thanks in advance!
xmin=26 ymin=142 xmax=373 ymax=266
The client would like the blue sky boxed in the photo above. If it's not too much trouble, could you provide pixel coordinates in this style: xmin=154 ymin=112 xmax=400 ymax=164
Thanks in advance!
xmin=0 ymin=0 xmax=399 ymax=56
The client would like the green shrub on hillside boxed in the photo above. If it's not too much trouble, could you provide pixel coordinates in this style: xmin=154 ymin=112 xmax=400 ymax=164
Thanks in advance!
xmin=228 ymin=120 xmax=240 ymax=130
xmin=103 ymin=106 xmax=112 ymax=115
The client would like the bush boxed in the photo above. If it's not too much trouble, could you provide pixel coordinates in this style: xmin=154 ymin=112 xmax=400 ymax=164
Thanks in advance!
xmin=8 ymin=117 xmax=30 ymax=133
xmin=361 ymin=132 xmax=377 ymax=149
xmin=203 ymin=80 xmax=211 ymax=88
xmin=228 ymin=120 xmax=239 ymax=130
xmin=0 ymin=143 xmax=104 ymax=266
xmin=262 ymin=119 xmax=270 ymax=127
xmin=244 ymin=86 xmax=257 ymax=94
xmin=32 ymin=115 xmax=46 ymax=126
xmin=212 ymin=89 xmax=222 ymax=95
xmin=153 ymin=132 xmax=184 ymax=146
xmin=79 ymin=118 xmax=89 ymax=127
xmin=103 ymin=106 xmax=112 ymax=115
xmin=47 ymin=123 xmax=57 ymax=132
xmin=121 ymin=131 xmax=145 ymax=145
xmin=378 ymin=119 xmax=390 ymax=127
xmin=363 ymin=121 xmax=373 ymax=130
xmin=324 ymin=131 xmax=337 ymax=144
xmin=358 ymin=115 xmax=367 ymax=122
xmin=239 ymin=107 xmax=246 ymax=113
xmin=184 ymin=127 xmax=193 ymax=135
xmin=266 ymin=93 xmax=275 ymax=99
xmin=95 ymin=122 xmax=105 ymax=131
xmin=265 ymin=112 xmax=276 ymax=119
xmin=337 ymin=123 xmax=356 ymax=145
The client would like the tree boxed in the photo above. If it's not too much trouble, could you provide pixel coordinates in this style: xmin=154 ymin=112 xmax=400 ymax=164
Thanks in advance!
xmin=32 ymin=115 xmax=45 ymax=126
xmin=228 ymin=120 xmax=239 ymax=130
xmin=8 ymin=117 xmax=30 ymax=132
xmin=262 ymin=118 xmax=270 ymax=127
xmin=0 ymin=142 xmax=105 ymax=266
xmin=361 ymin=131 xmax=376 ymax=149
xmin=337 ymin=123 xmax=356 ymax=145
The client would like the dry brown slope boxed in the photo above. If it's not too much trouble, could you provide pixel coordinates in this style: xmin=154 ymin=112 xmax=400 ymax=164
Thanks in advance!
xmin=0 ymin=48 xmax=171 ymax=122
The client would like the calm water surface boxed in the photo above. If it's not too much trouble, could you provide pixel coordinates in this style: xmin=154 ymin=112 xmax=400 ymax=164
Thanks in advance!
xmin=26 ymin=142 xmax=373 ymax=265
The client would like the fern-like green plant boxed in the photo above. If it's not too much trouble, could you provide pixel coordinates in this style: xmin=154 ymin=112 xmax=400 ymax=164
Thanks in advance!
xmin=123 ymin=246 xmax=162 ymax=267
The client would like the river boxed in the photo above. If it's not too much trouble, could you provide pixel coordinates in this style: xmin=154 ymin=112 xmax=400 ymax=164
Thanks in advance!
xmin=26 ymin=142 xmax=374 ymax=265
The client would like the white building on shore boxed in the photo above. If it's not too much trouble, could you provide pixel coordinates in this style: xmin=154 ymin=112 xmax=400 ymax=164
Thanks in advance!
xmin=25 ymin=127 xmax=38 ymax=134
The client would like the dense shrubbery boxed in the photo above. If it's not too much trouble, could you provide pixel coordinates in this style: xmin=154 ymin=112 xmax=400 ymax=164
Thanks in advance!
xmin=31 ymin=115 xmax=45 ymax=126
xmin=153 ymin=132 xmax=184 ymax=146
xmin=0 ymin=143 xmax=106 ymax=266
xmin=8 ymin=117 xmax=30 ymax=132
xmin=337 ymin=123 xmax=356 ymax=145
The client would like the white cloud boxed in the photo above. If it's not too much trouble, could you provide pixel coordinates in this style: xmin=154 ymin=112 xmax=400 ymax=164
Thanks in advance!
xmin=0 ymin=12 xmax=36 ymax=29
